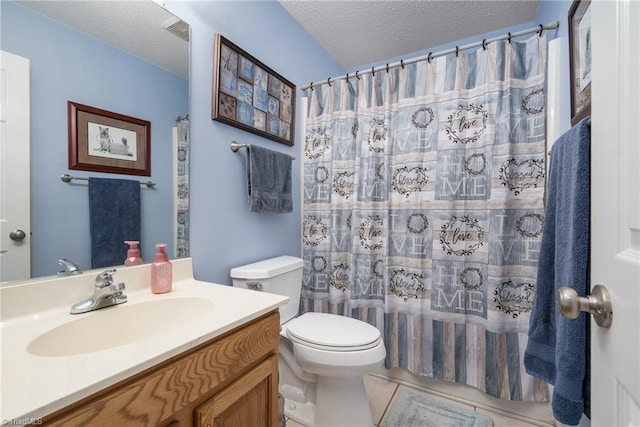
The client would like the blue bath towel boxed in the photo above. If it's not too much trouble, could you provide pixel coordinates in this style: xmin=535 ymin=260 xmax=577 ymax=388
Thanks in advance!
xmin=89 ymin=177 xmax=141 ymax=269
xmin=524 ymin=117 xmax=590 ymax=425
xmin=247 ymin=144 xmax=293 ymax=213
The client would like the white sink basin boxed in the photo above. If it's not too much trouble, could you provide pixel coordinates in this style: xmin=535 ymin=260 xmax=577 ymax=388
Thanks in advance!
xmin=27 ymin=297 xmax=215 ymax=357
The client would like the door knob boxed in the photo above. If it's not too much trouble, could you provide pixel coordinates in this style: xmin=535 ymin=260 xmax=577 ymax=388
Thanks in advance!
xmin=9 ymin=229 xmax=26 ymax=241
xmin=557 ymin=284 xmax=612 ymax=328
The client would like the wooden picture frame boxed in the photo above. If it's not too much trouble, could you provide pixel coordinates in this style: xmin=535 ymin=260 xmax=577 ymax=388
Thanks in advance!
xmin=568 ymin=0 xmax=591 ymax=126
xmin=212 ymin=34 xmax=296 ymax=146
xmin=68 ymin=101 xmax=151 ymax=176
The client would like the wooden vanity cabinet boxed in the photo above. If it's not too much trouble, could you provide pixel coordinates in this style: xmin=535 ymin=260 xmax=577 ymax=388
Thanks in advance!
xmin=41 ymin=311 xmax=280 ymax=427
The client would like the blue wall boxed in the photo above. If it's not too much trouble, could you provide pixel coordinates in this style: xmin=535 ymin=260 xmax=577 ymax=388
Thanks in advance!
xmin=0 ymin=0 xmax=575 ymax=284
xmin=1 ymin=1 xmax=188 ymax=276
xmin=11 ymin=0 xmax=571 ymax=283
xmin=164 ymin=1 xmax=344 ymax=284
xmin=166 ymin=1 xmax=572 ymax=286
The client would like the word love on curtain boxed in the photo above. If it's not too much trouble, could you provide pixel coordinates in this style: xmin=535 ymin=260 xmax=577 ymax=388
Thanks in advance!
xmin=302 ymin=34 xmax=548 ymax=402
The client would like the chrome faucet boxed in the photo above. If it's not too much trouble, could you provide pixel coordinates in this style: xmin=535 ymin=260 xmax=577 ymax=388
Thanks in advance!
xmin=70 ymin=269 xmax=127 ymax=314
xmin=57 ymin=258 xmax=83 ymax=276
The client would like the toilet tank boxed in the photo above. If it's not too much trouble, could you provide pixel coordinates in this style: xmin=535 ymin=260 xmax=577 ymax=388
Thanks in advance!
xmin=230 ymin=256 xmax=303 ymax=323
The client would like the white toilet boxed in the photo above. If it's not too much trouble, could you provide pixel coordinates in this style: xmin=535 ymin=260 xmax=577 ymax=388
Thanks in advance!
xmin=231 ymin=256 xmax=386 ymax=427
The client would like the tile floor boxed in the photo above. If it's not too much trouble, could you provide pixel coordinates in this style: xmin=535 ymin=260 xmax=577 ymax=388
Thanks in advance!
xmin=285 ymin=374 xmax=554 ymax=427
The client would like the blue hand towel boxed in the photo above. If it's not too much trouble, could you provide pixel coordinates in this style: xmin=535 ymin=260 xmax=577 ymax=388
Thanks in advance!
xmin=247 ymin=144 xmax=293 ymax=213
xmin=89 ymin=177 xmax=141 ymax=269
xmin=524 ymin=117 xmax=590 ymax=425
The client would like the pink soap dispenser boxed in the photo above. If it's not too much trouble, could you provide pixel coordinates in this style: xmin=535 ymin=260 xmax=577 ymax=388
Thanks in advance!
xmin=150 ymin=243 xmax=172 ymax=294
xmin=124 ymin=241 xmax=144 ymax=266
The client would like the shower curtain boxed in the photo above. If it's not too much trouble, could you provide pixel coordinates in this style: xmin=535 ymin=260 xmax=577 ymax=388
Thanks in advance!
xmin=302 ymin=34 xmax=548 ymax=401
xmin=176 ymin=117 xmax=190 ymax=257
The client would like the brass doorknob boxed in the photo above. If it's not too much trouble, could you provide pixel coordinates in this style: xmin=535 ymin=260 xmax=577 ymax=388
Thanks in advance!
xmin=557 ymin=284 xmax=613 ymax=328
xmin=9 ymin=229 xmax=26 ymax=241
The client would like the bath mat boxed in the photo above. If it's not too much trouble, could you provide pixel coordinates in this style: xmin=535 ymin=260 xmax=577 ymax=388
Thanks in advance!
xmin=382 ymin=387 xmax=494 ymax=427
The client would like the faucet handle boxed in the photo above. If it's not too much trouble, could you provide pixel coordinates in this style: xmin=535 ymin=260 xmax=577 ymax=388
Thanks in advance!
xmin=95 ymin=269 xmax=116 ymax=287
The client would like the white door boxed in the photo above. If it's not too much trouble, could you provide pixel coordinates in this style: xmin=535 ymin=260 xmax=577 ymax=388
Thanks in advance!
xmin=0 ymin=50 xmax=31 ymax=283
xmin=591 ymin=0 xmax=640 ymax=424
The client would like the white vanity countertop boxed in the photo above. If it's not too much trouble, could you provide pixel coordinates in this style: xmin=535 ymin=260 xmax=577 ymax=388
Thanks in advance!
xmin=0 ymin=258 xmax=288 ymax=421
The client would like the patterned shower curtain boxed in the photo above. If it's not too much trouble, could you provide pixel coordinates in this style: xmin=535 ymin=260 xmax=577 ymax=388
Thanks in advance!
xmin=302 ymin=34 xmax=548 ymax=401
xmin=176 ymin=117 xmax=190 ymax=257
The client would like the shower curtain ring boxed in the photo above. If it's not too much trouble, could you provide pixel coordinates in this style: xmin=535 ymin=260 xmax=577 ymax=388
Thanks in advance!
xmin=386 ymin=63 xmax=389 ymax=73
xmin=371 ymin=66 xmax=375 ymax=76
xmin=508 ymin=32 xmax=512 ymax=44
xmin=346 ymin=72 xmax=349 ymax=80
xmin=327 ymin=77 xmax=331 ymax=87
xmin=427 ymin=52 xmax=433 ymax=63
xmin=482 ymin=39 xmax=487 ymax=50
xmin=538 ymin=24 xmax=544 ymax=36
xmin=400 ymin=59 xmax=404 ymax=69
xmin=310 ymin=82 xmax=313 ymax=90
xmin=355 ymin=70 xmax=360 ymax=80
xmin=456 ymin=46 xmax=459 ymax=57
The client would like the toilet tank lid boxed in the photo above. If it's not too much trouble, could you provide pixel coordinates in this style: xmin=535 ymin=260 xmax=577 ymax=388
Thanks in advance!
xmin=230 ymin=256 xmax=303 ymax=280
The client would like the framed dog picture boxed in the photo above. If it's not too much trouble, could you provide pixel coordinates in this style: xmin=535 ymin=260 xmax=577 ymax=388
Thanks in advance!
xmin=68 ymin=101 xmax=151 ymax=176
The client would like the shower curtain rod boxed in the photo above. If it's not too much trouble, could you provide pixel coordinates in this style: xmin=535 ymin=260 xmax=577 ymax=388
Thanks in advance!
xmin=302 ymin=20 xmax=559 ymax=91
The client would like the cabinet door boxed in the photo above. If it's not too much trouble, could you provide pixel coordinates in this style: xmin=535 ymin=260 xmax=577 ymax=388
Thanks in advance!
xmin=195 ymin=355 xmax=278 ymax=427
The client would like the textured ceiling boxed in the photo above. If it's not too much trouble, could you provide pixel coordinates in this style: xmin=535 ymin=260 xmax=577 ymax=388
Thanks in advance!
xmin=279 ymin=0 xmax=540 ymax=69
xmin=17 ymin=1 xmax=539 ymax=80
xmin=16 ymin=0 xmax=189 ymax=79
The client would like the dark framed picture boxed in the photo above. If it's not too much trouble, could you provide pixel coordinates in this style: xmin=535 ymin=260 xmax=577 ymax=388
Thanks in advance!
xmin=568 ymin=0 xmax=591 ymax=126
xmin=212 ymin=34 xmax=296 ymax=146
xmin=68 ymin=101 xmax=151 ymax=176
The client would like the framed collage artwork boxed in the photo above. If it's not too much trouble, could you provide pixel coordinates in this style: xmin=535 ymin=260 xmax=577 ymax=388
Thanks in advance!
xmin=212 ymin=34 xmax=296 ymax=146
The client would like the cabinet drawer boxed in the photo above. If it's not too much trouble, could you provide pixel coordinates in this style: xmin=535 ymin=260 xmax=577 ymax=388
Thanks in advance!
xmin=44 ymin=311 xmax=280 ymax=426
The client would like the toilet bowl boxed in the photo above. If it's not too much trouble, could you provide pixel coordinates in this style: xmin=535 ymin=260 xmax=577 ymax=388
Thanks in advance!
xmin=231 ymin=256 xmax=386 ymax=427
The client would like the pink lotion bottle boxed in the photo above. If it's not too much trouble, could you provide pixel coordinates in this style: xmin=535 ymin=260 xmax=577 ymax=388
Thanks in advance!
xmin=124 ymin=241 xmax=144 ymax=266
xmin=150 ymin=243 xmax=172 ymax=294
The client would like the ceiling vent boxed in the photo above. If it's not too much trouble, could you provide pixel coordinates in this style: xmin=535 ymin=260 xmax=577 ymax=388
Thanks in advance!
xmin=162 ymin=17 xmax=189 ymax=42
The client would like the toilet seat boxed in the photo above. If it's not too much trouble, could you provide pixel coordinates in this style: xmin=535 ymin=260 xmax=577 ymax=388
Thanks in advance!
xmin=285 ymin=312 xmax=381 ymax=352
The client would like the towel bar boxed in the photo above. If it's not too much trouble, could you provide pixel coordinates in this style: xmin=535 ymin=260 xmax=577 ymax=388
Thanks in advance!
xmin=60 ymin=173 xmax=156 ymax=188
xmin=230 ymin=141 xmax=295 ymax=160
